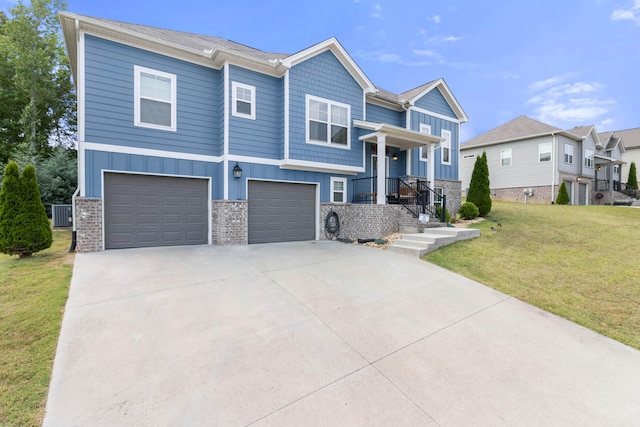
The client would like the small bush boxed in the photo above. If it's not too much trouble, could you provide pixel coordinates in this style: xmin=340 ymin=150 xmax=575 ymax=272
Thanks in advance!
xmin=458 ymin=201 xmax=480 ymax=220
xmin=435 ymin=205 xmax=451 ymax=223
xmin=556 ymin=182 xmax=570 ymax=205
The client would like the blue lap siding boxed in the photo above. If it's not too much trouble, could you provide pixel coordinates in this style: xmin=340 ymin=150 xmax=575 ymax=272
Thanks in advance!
xmin=413 ymin=87 xmax=457 ymax=119
xmin=84 ymin=35 xmax=222 ymax=156
xmin=409 ymin=109 xmax=459 ymax=181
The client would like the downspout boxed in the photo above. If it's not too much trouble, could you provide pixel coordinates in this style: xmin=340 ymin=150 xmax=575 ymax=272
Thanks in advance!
xmin=69 ymin=187 xmax=79 ymax=252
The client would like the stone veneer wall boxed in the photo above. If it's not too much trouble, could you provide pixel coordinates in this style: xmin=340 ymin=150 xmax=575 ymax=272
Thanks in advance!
xmin=320 ymin=204 xmax=415 ymax=240
xmin=435 ymin=179 xmax=462 ymax=217
xmin=75 ymin=197 xmax=103 ymax=252
xmin=487 ymin=186 xmax=554 ymax=204
xmin=211 ymin=200 xmax=248 ymax=245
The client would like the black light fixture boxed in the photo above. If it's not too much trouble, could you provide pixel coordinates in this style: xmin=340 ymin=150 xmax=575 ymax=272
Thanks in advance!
xmin=392 ymin=152 xmax=398 ymax=161
xmin=232 ymin=163 xmax=242 ymax=178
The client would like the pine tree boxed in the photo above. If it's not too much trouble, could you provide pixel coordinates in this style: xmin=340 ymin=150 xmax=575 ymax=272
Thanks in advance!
xmin=467 ymin=151 xmax=492 ymax=216
xmin=627 ymin=162 xmax=638 ymax=190
xmin=556 ymin=182 xmax=570 ymax=205
xmin=0 ymin=161 xmax=52 ymax=257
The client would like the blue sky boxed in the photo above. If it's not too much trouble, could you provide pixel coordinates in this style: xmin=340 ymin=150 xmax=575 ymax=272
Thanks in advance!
xmin=3 ymin=0 xmax=639 ymax=141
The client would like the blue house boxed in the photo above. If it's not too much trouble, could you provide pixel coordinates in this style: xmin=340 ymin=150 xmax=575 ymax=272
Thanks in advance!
xmin=59 ymin=12 xmax=469 ymax=251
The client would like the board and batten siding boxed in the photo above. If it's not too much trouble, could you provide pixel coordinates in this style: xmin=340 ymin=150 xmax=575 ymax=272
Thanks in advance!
xmin=365 ymin=103 xmax=404 ymax=127
xmin=84 ymin=35 xmax=222 ymax=157
xmin=288 ymin=50 xmax=364 ymax=167
xmin=412 ymin=87 xmax=457 ymax=119
xmin=228 ymin=163 xmax=347 ymax=202
xmin=409 ymin=109 xmax=459 ymax=181
xmin=228 ymin=65 xmax=284 ymax=159
xmin=460 ymin=136 xmax=555 ymax=191
xmin=84 ymin=150 xmax=220 ymax=199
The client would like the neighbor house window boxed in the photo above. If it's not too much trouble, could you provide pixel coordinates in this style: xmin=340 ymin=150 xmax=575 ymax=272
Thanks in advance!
xmin=564 ymin=144 xmax=574 ymax=164
xmin=441 ymin=129 xmax=451 ymax=165
xmin=232 ymin=82 xmax=255 ymax=119
xmin=501 ymin=148 xmax=512 ymax=167
xmin=539 ymin=142 xmax=551 ymax=162
xmin=420 ymin=123 xmax=432 ymax=161
xmin=134 ymin=65 xmax=176 ymax=131
xmin=330 ymin=177 xmax=347 ymax=203
xmin=585 ymin=149 xmax=594 ymax=168
xmin=307 ymin=95 xmax=350 ymax=148
xmin=614 ymin=165 xmax=620 ymax=174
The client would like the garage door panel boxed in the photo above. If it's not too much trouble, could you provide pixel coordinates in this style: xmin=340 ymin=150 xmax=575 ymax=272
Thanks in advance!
xmin=104 ymin=173 xmax=208 ymax=249
xmin=248 ymin=181 xmax=316 ymax=244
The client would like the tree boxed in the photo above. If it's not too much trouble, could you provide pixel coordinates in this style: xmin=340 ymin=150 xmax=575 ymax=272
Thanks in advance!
xmin=0 ymin=161 xmax=52 ymax=257
xmin=627 ymin=162 xmax=638 ymax=190
xmin=556 ymin=182 xmax=570 ymax=205
xmin=0 ymin=0 xmax=76 ymax=163
xmin=467 ymin=151 xmax=492 ymax=216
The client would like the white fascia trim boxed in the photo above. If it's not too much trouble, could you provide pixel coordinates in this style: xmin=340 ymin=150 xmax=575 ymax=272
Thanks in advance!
xmin=409 ymin=105 xmax=462 ymax=124
xmin=281 ymin=38 xmax=376 ymax=94
xmin=83 ymin=142 xmax=223 ymax=163
xmin=223 ymin=62 xmax=229 ymax=199
xmin=284 ymin=69 xmax=290 ymax=159
xmin=280 ymin=159 xmax=363 ymax=175
xmin=226 ymin=155 xmax=281 ymax=166
xmin=78 ymin=31 xmax=86 ymax=196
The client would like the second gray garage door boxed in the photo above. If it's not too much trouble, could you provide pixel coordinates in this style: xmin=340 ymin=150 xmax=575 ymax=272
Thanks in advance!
xmin=104 ymin=173 xmax=208 ymax=249
xmin=248 ymin=181 xmax=316 ymax=244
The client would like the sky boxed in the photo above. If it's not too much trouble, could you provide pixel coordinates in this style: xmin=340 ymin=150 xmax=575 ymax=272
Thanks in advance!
xmin=2 ymin=0 xmax=640 ymax=142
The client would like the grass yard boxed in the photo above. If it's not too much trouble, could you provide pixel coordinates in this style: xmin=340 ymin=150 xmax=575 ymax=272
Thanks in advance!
xmin=425 ymin=201 xmax=640 ymax=350
xmin=0 ymin=229 xmax=73 ymax=427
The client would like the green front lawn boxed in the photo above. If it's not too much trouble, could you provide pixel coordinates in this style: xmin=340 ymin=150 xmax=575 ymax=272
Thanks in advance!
xmin=0 ymin=229 xmax=73 ymax=426
xmin=426 ymin=201 xmax=640 ymax=350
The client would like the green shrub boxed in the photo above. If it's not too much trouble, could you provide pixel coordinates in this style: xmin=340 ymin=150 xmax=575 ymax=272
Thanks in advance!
xmin=556 ymin=182 xmax=570 ymax=205
xmin=458 ymin=201 xmax=480 ymax=220
xmin=435 ymin=205 xmax=451 ymax=223
xmin=0 ymin=161 xmax=52 ymax=258
xmin=627 ymin=162 xmax=638 ymax=190
xmin=466 ymin=151 xmax=492 ymax=216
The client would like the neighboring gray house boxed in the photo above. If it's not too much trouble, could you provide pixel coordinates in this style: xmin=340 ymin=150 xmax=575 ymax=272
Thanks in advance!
xmin=59 ymin=12 xmax=468 ymax=252
xmin=460 ymin=115 xmax=626 ymax=205
xmin=607 ymin=127 xmax=640 ymax=185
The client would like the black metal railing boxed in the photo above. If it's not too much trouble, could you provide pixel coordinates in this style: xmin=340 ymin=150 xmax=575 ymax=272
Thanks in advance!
xmin=351 ymin=177 xmax=447 ymax=222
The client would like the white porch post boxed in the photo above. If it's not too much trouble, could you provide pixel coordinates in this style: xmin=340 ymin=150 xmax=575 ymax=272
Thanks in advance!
xmin=428 ymin=142 xmax=436 ymax=188
xmin=376 ymin=133 xmax=386 ymax=205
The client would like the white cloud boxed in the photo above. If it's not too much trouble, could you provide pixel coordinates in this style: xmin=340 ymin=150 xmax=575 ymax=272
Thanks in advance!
xmin=431 ymin=15 xmax=441 ymax=24
xmin=611 ymin=0 xmax=640 ymax=23
xmin=427 ymin=35 xmax=463 ymax=43
xmin=412 ymin=49 xmax=438 ymax=57
xmin=379 ymin=53 xmax=401 ymax=62
xmin=527 ymin=76 xmax=615 ymax=124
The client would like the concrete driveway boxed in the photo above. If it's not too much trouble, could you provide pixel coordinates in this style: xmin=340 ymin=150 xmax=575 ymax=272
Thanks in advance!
xmin=44 ymin=241 xmax=640 ymax=426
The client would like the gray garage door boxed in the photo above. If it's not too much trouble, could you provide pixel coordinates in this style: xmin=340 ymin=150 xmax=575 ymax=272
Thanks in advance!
xmin=248 ymin=181 xmax=316 ymax=244
xmin=104 ymin=173 xmax=208 ymax=249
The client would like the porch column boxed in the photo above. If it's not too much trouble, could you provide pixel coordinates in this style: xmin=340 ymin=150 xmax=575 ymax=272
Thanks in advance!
xmin=428 ymin=142 xmax=436 ymax=198
xmin=376 ymin=133 xmax=386 ymax=205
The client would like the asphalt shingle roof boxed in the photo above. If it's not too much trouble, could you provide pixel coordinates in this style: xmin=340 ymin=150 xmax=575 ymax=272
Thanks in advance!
xmin=461 ymin=115 xmax=562 ymax=149
xmin=606 ymin=128 xmax=640 ymax=149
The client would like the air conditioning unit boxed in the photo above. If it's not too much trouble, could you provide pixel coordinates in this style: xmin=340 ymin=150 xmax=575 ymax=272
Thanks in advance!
xmin=52 ymin=204 xmax=73 ymax=228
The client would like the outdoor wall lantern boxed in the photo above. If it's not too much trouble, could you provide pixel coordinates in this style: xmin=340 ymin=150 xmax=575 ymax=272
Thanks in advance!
xmin=233 ymin=163 xmax=242 ymax=178
xmin=392 ymin=152 xmax=398 ymax=161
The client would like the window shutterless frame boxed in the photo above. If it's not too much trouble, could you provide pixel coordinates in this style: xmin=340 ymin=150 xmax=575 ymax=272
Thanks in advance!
xmin=306 ymin=95 xmax=350 ymax=149
xmin=134 ymin=65 xmax=177 ymax=131
xmin=419 ymin=124 xmax=432 ymax=161
xmin=330 ymin=177 xmax=347 ymax=203
xmin=232 ymin=81 xmax=256 ymax=120
xmin=440 ymin=129 xmax=451 ymax=165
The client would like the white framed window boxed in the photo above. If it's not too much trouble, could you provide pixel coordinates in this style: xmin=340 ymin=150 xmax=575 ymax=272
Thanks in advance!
xmin=501 ymin=148 xmax=512 ymax=167
xmin=306 ymin=95 xmax=350 ymax=149
xmin=585 ymin=149 xmax=594 ymax=168
xmin=419 ymin=123 xmax=432 ymax=161
xmin=564 ymin=144 xmax=574 ymax=164
xmin=330 ymin=177 xmax=347 ymax=203
xmin=134 ymin=65 xmax=176 ymax=131
xmin=434 ymin=187 xmax=444 ymax=207
xmin=441 ymin=129 xmax=451 ymax=165
xmin=614 ymin=165 xmax=620 ymax=174
xmin=539 ymin=142 xmax=551 ymax=162
xmin=232 ymin=82 xmax=255 ymax=120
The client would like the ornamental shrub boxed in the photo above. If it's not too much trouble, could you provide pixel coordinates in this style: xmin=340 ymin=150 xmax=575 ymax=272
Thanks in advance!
xmin=466 ymin=151 xmax=492 ymax=216
xmin=556 ymin=181 xmax=570 ymax=205
xmin=0 ymin=162 xmax=52 ymax=258
xmin=627 ymin=162 xmax=638 ymax=190
xmin=458 ymin=201 xmax=480 ymax=220
xmin=435 ymin=205 xmax=451 ymax=223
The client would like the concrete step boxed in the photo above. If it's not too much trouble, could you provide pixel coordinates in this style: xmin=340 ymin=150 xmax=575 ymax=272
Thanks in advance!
xmin=388 ymin=227 xmax=481 ymax=258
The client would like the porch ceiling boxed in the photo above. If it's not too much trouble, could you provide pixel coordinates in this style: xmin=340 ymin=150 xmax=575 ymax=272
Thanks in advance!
xmin=354 ymin=120 xmax=442 ymax=150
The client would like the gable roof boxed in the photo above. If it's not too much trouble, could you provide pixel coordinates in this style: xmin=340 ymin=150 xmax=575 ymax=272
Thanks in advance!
xmin=598 ymin=131 xmax=626 ymax=153
xmin=604 ymin=127 xmax=640 ymax=149
xmin=461 ymin=115 xmax=580 ymax=149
